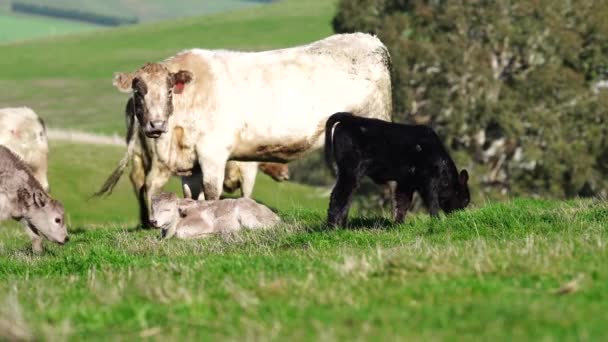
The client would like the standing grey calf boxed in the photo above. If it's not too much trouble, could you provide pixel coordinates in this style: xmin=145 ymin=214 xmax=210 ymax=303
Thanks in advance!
xmin=151 ymin=192 xmax=280 ymax=239
xmin=0 ymin=145 xmax=68 ymax=253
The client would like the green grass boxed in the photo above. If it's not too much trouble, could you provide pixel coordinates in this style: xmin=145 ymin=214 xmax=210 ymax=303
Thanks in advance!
xmin=0 ymin=0 xmax=338 ymax=135
xmin=0 ymin=13 xmax=99 ymax=42
xmin=0 ymin=197 xmax=606 ymax=340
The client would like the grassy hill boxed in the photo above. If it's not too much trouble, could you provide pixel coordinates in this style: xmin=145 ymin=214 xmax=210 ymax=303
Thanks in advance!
xmin=0 ymin=0 xmax=265 ymax=22
xmin=0 ymin=0 xmax=337 ymax=135
xmin=0 ymin=13 xmax=98 ymax=42
xmin=0 ymin=0 xmax=607 ymax=340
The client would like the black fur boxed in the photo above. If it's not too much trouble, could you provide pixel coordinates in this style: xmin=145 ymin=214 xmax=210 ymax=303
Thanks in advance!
xmin=325 ymin=112 xmax=470 ymax=227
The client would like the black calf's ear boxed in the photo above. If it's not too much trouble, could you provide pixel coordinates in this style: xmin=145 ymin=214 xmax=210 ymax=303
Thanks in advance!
xmin=459 ymin=169 xmax=469 ymax=184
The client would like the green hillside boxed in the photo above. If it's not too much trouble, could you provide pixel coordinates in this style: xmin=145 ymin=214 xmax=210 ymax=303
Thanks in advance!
xmin=0 ymin=13 xmax=98 ymax=42
xmin=0 ymin=0 xmax=264 ymax=22
xmin=0 ymin=0 xmax=338 ymax=135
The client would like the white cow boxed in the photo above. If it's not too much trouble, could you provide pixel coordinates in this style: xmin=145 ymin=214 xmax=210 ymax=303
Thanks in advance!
xmin=110 ymin=33 xmax=393 ymax=215
xmin=0 ymin=107 xmax=49 ymax=191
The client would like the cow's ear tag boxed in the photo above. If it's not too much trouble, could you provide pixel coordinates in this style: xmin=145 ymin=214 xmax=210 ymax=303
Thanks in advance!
xmin=174 ymin=82 xmax=185 ymax=94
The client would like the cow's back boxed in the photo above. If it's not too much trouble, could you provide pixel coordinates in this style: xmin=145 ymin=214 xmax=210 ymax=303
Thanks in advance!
xmin=164 ymin=33 xmax=392 ymax=162
xmin=0 ymin=107 xmax=49 ymax=190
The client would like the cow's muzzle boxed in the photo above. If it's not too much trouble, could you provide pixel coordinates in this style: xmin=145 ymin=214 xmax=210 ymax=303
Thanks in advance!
xmin=145 ymin=120 xmax=168 ymax=138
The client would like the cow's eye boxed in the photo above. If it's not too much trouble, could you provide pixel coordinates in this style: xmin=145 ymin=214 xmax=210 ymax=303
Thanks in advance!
xmin=54 ymin=218 xmax=61 ymax=224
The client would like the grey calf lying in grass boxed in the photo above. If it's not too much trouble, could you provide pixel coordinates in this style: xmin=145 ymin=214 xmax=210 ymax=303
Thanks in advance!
xmin=0 ymin=145 xmax=68 ymax=253
xmin=151 ymin=192 xmax=280 ymax=239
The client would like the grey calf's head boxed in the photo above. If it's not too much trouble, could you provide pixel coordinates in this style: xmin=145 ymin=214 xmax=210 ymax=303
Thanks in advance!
xmin=19 ymin=189 xmax=68 ymax=245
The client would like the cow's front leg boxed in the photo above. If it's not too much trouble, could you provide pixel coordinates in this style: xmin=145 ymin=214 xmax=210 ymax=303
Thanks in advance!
xmin=144 ymin=165 xmax=172 ymax=228
xmin=420 ymin=179 xmax=440 ymax=218
xmin=394 ymin=184 xmax=414 ymax=223
xmin=129 ymin=153 xmax=149 ymax=227
xmin=21 ymin=219 xmax=43 ymax=254
xmin=198 ymin=148 xmax=229 ymax=200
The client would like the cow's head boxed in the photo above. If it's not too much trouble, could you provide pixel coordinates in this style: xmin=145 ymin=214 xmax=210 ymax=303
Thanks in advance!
xmin=438 ymin=169 xmax=470 ymax=214
xmin=114 ymin=63 xmax=193 ymax=138
xmin=19 ymin=189 xmax=69 ymax=245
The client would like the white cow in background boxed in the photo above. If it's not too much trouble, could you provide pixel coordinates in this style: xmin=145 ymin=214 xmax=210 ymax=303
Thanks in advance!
xmin=0 ymin=107 xmax=49 ymax=191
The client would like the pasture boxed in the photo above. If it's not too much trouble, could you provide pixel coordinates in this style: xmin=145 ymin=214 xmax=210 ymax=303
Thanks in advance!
xmin=0 ymin=0 xmax=607 ymax=340
xmin=0 ymin=13 xmax=98 ymax=43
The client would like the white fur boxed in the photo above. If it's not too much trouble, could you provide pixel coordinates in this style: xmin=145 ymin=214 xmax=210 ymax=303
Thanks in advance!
xmin=0 ymin=107 xmax=49 ymax=191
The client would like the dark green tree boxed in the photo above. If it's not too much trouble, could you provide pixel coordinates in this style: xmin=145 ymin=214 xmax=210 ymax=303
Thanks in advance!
xmin=332 ymin=0 xmax=608 ymax=200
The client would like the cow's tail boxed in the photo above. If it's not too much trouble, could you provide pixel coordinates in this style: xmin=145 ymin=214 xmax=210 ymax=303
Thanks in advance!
xmin=93 ymin=114 xmax=138 ymax=197
xmin=324 ymin=112 xmax=354 ymax=176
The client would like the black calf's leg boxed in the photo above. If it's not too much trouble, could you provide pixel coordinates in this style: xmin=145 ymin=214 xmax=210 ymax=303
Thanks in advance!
xmin=420 ymin=180 xmax=440 ymax=217
xmin=327 ymin=169 xmax=362 ymax=227
xmin=394 ymin=185 xmax=414 ymax=223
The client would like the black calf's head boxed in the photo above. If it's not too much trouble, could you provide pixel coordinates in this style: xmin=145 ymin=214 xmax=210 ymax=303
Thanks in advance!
xmin=438 ymin=169 xmax=470 ymax=214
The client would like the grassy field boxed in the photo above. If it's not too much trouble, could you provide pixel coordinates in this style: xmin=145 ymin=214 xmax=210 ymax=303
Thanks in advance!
xmin=0 ymin=197 xmax=606 ymax=340
xmin=0 ymin=13 xmax=99 ymax=43
xmin=0 ymin=0 xmax=607 ymax=339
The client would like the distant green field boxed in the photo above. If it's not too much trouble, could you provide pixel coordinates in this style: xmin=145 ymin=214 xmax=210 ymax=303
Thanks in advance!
xmin=0 ymin=0 xmax=263 ymax=22
xmin=0 ymin=13 xmax=98 ymax=42
xmin=0 ymin=0 xmax=338 ymax=135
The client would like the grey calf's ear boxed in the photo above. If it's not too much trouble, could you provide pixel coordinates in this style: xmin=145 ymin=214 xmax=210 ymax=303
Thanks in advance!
xmin=172 ymin=70 xmax=194 ymax=94
xmin=17 ymin=188 xmax=32 ymax=208
xmin=113 ymin=72 xmax=135 ymax=93
xmin=33 ymin=190 xmax=47 ymax=208
xmin=459 ymin=169 xmax=469 ymax=185
xmin=178 ymin=207 xmax=189 ymax=218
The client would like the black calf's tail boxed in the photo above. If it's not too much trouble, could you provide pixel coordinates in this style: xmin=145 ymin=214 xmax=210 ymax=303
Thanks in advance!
xmin=324 ymin=112 xmax=354 ymax=175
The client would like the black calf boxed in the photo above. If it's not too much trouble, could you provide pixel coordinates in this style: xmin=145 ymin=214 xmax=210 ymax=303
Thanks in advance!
xmin=324 ymin=112 xmax=470 ymax=227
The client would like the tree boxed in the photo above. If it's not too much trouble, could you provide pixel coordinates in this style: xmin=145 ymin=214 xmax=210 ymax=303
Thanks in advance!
xmin=333 ymin=0 xmax=608 ymax=200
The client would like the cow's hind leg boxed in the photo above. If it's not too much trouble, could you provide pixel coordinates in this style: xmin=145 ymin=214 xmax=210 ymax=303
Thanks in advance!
xmin=182 ymin=166 xmax=203 ymax=200
xmin=327 ymin=166 xmax=363 ymax=228
xmin=239 ymin=162 xmax=258 ymax=198
xmin=394 ymin=184 xmax=414 ymax=223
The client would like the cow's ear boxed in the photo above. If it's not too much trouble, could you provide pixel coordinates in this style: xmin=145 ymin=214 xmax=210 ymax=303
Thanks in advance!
xmin=172 ymin=70 xmax=194 ymax=94
xmin=17 ymin=188 xmax=33 ymax=208
xmin=113 ymin=72 xmax=135 ymax=93
xmin=33 ymin=190 xmax=47 ymax=208
xmin=459 ymin=169 xmax=469 ymax=185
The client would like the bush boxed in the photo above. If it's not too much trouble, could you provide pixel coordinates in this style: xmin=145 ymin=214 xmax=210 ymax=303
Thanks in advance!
xmin=331 ymin=0 xmax=608 ymax=200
